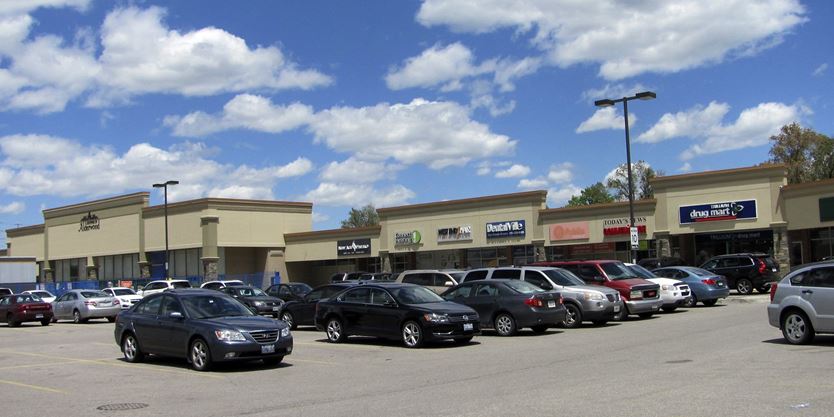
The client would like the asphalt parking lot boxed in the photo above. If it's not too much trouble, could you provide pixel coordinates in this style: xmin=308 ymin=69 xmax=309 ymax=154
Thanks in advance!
xmin=1 ymin=294 xmax=833 ymax=417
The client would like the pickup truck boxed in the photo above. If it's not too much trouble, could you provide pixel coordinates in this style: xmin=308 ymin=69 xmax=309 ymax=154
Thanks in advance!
xmin=532 ymin=260 xmax=662 ymax=319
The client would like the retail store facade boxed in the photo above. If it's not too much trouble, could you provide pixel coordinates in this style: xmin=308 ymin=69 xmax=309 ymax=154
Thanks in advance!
xmin=6 ymin=165 xmax=834 ymax=287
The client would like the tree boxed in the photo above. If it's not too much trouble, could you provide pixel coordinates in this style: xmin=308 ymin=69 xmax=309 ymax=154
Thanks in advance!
xmin=768 ymin=122 xmax=830 ymax=184
xmin=566 ymin=182 xmax=614 ymax=207
xmin=340 ymin=204 xmax=379 ymax=228
xmin=605 ymin=160 xmax=662 ymax=201
xmin=809 ymin=136 xmax=834 ymax=181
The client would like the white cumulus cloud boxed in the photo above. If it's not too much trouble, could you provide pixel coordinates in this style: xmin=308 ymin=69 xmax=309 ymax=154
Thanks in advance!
xmin=0 ymin=201 xmax=25 ymax=214
xmin=303 ymin=183 xmax=415 ymax=208
xmin=494 ymin=164 xmax=530 ymax=178
xmin=637 ymin=101 xmax=730 ymax=144
xmin=320 ymin=158 xmax=401 ymax=184
xmin=576 ymin=107 xmax=636 ymax=133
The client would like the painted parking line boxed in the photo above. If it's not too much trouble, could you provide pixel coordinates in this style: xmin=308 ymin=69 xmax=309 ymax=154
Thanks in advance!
xmin=0 ymin=378 xmax=67 ymax=394
xmin=294 ymin=342 xmax=383 ymax=351
xmin=0 ymin=350 xmax=224 ymax=380
xmin=0 ymin=360 xmax=81 ymax=371
xmin=289 ymin=358 xmax=340 ymax=366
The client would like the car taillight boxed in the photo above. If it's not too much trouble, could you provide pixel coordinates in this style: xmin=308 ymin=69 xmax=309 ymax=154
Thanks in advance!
xmin=558 ymin=294 xmax=563 ymax=304
xmin=702 ymin=279 xmax=716 ymax=286
xmin=758 ymin=259 xmax=767 ymax=273
xmin=770 ymin=283 xmax=778 ymax=302
xmin=524 ymin=297 xmax=543 ymax=307
xmin=84 ymin=301 xmax=97 ymax=306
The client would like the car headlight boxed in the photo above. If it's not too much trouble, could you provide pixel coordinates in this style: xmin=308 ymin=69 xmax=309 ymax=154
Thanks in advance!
xmin=584 ymin=292 xmax=605 ymax=301
xmin=281 ymin=327 xmax=291 ymax=338
xmin=252 ymin=301 xmax=264 ymax=306
xmin=214 ymin=329 xmax=246 ymax=342
xmin=423 ymin=313 xmax=449 ymax=323
xmin=661 ymin=284 xmax=673 ymax=291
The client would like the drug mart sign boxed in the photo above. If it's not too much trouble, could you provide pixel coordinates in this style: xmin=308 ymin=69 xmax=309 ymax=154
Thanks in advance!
xmin=679 ymin=200 xmax=757 ymax=225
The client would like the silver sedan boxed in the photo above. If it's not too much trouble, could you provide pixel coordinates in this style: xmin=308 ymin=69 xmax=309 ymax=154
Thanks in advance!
xmin=51 ymin=290 xmax=122 ymax=323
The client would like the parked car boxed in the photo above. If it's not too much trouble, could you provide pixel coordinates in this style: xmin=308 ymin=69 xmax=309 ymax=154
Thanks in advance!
xmin=199 ymin=280 xmax=245 ymax=290
xmin=315 ymin=283 xmax=480 ymax=348
xmin=625 ymin=263 xmax=691 ymax=312
xmin=821 ymin=255 xmax=833 ymax=261
xmin=652 ymin=267 xmax=730 ymax=307
xmin=0 ymin=288 xmax=12 ymax=297
xmin=360 ymin=272 xmax=394 ymax=281
xmin=0 ymin=293 xmax=53 ymax=326
xmin=219 ymin=286 xmax=283 ymax=317
xmin=637 ymin=256 xmax=687 ymax=269
xmin=458 ymin=266 xmax=623 ymax=327
xmin=101 ymin=287 xmax=143 ymax=310
xmin=22 ymin=290 xmax=56 ymax=303
xmin=533 ymin=260 xmax=662 ymax=319
xmin=114 ymin=289 xmax=292 ymax=371
xmin=52 ymin=289 xmax=121 ymax=323
xmin=330 ymin=272 xmax=368 ymax=283
xmin=277 ymin=283 xmax=358 ymax=329
xmin=396 ymin=270 xmax=458 ymax=294
xmin=441 ymin=279 xmax=565 ymax=335
xmin=767 ymin=260 xmax=834 ymax=344
xmin=137 ymin=280 xmax=192 ymax=297
xmin=699 ymin=253 xmax=779 ymax=295
xmin=265 ymin=283 xmax=313 ymax=302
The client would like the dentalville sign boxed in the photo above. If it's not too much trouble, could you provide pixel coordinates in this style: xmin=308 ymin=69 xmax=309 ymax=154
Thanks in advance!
xmin=602 ymin=217 xmax=647 ymax=236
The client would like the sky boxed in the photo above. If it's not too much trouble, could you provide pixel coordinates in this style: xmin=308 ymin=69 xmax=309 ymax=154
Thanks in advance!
xmin=0 ymin=0 xmax=832 ymax=242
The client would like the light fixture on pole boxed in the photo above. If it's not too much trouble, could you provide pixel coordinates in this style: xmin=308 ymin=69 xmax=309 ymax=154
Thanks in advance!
xmin=152 ymin=180 xmax=179 ymax=279
xmin=594 ymin=91 xmax=656 ymax=264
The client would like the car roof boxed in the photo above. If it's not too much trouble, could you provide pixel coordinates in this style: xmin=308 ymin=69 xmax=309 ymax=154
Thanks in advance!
xmin=165 ymin=288 xmax=223 ymax=296
xmin=540 ymin=260 xmax=619 ymax=265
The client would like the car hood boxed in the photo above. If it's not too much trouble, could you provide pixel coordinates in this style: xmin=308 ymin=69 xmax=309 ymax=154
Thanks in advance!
xmin=647 ymin=278 xmax=683 ymax=286
xmin=562 ymin=285 xmax=620 ymax=295
xmin=242 ymin=296 xmax=282 ymax=303
xmin=197 ymin=315 xmax=285 ymax=331
xmin=117 ymin=295 xmax=143 ymax=301
xmin=606 ymin=278 xmax=657 ymax=289
xmin=411 ymin=301 xmax=476 ymax=315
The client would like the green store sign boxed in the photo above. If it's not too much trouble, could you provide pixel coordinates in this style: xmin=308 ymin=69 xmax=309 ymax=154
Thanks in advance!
xmin=394 ymin=230 xmax=421 ymax=246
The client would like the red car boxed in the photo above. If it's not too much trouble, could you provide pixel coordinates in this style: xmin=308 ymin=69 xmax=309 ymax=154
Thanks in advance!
xmin=0 ymin=294 xmax=54 ymax=327
xmin=532 ymin=260 xmax=663 ymax=319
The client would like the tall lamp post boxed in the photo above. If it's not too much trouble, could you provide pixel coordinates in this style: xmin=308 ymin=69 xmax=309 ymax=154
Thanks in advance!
xmin=594 ymin=91 xmax=656 ymax=264
xmin=152 ymin=180 xmax=179 ymax=279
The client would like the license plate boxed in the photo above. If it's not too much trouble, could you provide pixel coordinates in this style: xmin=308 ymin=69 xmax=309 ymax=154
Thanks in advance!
xmin=35 ymin=314 xmax=43 ymax=319
xmin=463 ymin=323 xmax=473 ymax=331
xmin=613 ymin=305 xmax=621 ymax=312
xmin=272 ymin=307 xmax=280 ymax=311
xmin=261 ymin=344 xmax=275 ymax=354
xmin=547 ymin=300 xmax=556 ymax=308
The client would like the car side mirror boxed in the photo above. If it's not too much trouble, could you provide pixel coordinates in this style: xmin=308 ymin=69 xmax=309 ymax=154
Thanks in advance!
xmin=169 ymin=311 xmax=183 ymax=319
xmin=541 ymin=283 xmax=554 ymax=290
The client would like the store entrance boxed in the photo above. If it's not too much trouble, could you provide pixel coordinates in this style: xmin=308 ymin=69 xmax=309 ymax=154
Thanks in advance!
xmin=693 ymin=230 xmax=773 ymax=265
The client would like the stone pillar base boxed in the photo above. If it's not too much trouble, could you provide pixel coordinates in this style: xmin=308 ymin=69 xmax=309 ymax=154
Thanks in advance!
xmin=138 ymin=262 xmax=151 ymax=279
xmin=86 ymin=265 xmax=98 ymax=280
xmin=202 ymin=257 xmax=220 ymax=281
xmin=656 ymin=236 xmax=672 ymax=258
xmin=773 ymin=227 xmax=789 ymax=276
xmin=43 ymin=268 xmax=54 ymax=283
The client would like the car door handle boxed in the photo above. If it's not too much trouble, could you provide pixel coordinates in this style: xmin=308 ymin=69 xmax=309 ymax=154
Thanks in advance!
xmin=801 ymin=290 xmax=813 ymax=294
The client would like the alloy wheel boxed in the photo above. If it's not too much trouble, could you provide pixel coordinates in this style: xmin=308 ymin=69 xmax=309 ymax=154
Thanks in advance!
xmin=123 ymin=336 xmax=137 ymax=361
xmin=737 ymin=279 xmax=753 ymax=295
xmin=281 ymin=312 xmax=294 ymax=329
xmin=326 ymin=320 xmax=342 ymax=342
xmin=191 ymin=340 xmax=209 ymax=370
xmin=402 ymin=322 xmax=422 ymax=348
xmin=784 ymin=314 xmax=806 ymax=342
xmin=73 ymin=310 xmax=81 ymax=324
xmin=495 ymin=314 xmax=515 ymax=336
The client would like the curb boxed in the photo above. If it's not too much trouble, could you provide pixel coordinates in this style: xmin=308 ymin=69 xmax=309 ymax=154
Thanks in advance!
xmin=724 ymin=295 xmax=770 ymax=304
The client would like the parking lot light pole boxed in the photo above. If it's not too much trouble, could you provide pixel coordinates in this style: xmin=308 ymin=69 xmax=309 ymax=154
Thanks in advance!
xmin=594 ymin=91 xmax=656 ymax=263
xmin=152 ymin=180 xmax=179 ymax=279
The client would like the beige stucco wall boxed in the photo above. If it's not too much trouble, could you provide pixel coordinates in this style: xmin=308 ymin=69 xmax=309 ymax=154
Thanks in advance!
xmin=143 ymin=210 xmax=205 ymax=252
xmin=783 ymin=184 xmax=834 ymax=231
xmin=7 ymin=231 xmax=44 ymax=260
xmin=542 ymin=203 xmax=657 ymax=246
xmin=48 ymin=211 xmax=141 ymax=259
xmin=217 ymin=209 xmax=311 ymax=248
xmin=285 ymin=233 xmax=381 ymax=262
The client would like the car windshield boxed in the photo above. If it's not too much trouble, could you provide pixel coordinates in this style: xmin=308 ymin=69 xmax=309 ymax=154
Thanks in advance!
xmin=32 ymin=291 xmax=52 ymax=298
xmin=291 ymin=284 xmax=313 ymax=294
xmin=236 ymin=287 xmax=267 ymax=297
xmin=684 ymin=267 xmax=713 ymax=277
xmin=172 ymin=281 xmax=192 ymax=288
xmin=600 ymin=263 xmax=637 ymax=280
xmin=449 ymin=272 xmax=465 ymax=282
xmin=15 ymin=295 xmax=39 ymax=303
xmin=390 ymin=286 xmax=444 ymax=304
xmin=112 ymin=289 xmax=136 ymax=296
xmin=542 ymin=269 xmax=586 ymax=286
xmin=81 ymin=291 xmax=108 ymax=298
xmin=626 ymin=264 xmax=656 ymax=279
xmin=182 ymin=295 xmax=254 ymax=319
xmin=504 ymin=280 xmax=545 ymax=294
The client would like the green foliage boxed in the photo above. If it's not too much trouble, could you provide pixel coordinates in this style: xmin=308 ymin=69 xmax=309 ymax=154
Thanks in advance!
xmin=566 ymin=182 xmax=614 ymax=207
xmin=340 ymin=204 xmax=379 ymax=228
xmin=768 ymin=122 xmax=832 ymax=184
xmin=605 ymin=160 xmax=662 ymax=200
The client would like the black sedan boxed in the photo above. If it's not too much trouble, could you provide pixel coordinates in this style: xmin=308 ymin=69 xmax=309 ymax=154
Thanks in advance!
xmin=442 ymin=279 xmax=565 ymax=336
xmin=265 ymin=282 xmax=313 ymax=302
xmin=277 ymin=283 xmax=358 ymax=329
xmin=315 ymin=283 xmax=480 ymax=348
xmin=219 ymin=286 xmax=283 ymax=317
xmin=114 ymin=289 xmax=292 ymax=371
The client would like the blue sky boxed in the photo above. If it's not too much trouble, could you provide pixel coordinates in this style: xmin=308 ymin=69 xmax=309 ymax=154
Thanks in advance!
xmin=0 ymin=0 xmax=831 ymax=241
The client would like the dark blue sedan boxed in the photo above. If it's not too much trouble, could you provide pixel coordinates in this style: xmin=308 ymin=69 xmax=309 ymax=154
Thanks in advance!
xmin=652 ymin=266 xmax=730 ymax=307
xmin=114 ymin=289 xmax=292 ymax=371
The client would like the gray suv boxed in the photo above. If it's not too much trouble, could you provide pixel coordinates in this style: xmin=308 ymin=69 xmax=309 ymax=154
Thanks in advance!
xmin=767 ymin=261 xmax=834 ymax=344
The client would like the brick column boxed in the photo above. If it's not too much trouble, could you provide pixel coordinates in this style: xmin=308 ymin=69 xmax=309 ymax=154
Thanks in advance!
xmin=655 ymin=233 xmax=672 ymax=258
xmin=201 ymin=215 xmax=220 ymax=281
xmin=773 ymin=226 xmax=790 ymax=276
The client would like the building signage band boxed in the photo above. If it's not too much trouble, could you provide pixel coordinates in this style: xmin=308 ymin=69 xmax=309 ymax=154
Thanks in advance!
xmin=437 ymin=225 xmax=472 ymax=242
xmin=394 ymin=230 xmax=422 ymax=246
xmin=603 ymin=217 xmax=647 ymax=236
xmin=79 ymin=211 xmax=101 ymax=232
xmin=550 ymin=221 xmax=589 ymax=241
xmin=679 ymin=200 xmax=757 ymax=224
xmin=337 ymin=238 xmax=371 ymax=256
xmin=486 ymin=220 xmax=526 ymax=239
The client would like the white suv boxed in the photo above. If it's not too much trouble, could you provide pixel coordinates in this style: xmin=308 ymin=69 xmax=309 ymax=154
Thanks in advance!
xmin=101 ymin=287 xmax=143 ymax=309
xmin=200 ymin=280 xmax=245 ymax=290
xmin=396 ymin=270 xmax=458 ymax=294
xmin=137 ymin=280 xmax=192 ymax=297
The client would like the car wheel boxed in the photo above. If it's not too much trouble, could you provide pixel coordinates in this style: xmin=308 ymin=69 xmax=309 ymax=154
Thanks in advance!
xmin=7 ymin=314 xmax=19 ymax=327
xmin=107 ymin=316 xmax=116 ymax=323
xmin=684 ymin=294 xmax=697 ymax=308
xmin=281 ymin=312 xmax=297 ymax=330
xmin=50 ymin=317 xmax=58 ymax=323
xmin=614 ymin=306 xmax=628 ymax=321
xmin=736 ymin=278 xmax=753 ymax=295
xmin=592 ymin=320 xmax=608 ymax=326
xmin=638 ymin=313 xmax=653 ymax=319
xmin=757 ymin=286 xmax=771 ymax=294
xmin=189 ymin=338 xmax=213 ymax=371
xmin=454 ymin=336 xmax=473 ymax=345
xmin=41 ymin=320 xmax=50 ymax=326
xmin=402 ymin=321 xmax=424 ymax=348
xmin=531 ymin=325 xmax=549 ymax=334
xmin=263 ymin=356 xmax=284 ymax=367
xmin=662 ymin=306 xmax=677 ymax=313
xmin=782 ymin=310 xmax=814 ymax=345
xmin=562 ymin=304 xmax=583 ymax=329
xmin=494 ymin=313 xmax=517 ymax=336
xmin=325 ymin=317 xmax=346 ymax=343
xmin=72 ymin=310 xmax=82 ymax=324
xmin=122 ymin=333 xmax=145 ymax=363
xmin=702 ymin=299 xmax=718 ymax=307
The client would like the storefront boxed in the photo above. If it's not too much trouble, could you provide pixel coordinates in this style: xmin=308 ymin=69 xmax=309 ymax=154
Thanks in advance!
xmin=783 ymin=179 xmax=834 ymax=265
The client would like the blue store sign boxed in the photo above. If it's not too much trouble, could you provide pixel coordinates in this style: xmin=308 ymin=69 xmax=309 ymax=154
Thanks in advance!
xmin=679 ymin=200 xmax=757 ymax=224
xmin=486 ymin=220 xmax=526 ymax=239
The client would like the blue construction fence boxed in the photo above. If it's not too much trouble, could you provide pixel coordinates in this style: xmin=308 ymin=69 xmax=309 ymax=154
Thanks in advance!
xmin=2 ymin=272 xmax=280 ymax=297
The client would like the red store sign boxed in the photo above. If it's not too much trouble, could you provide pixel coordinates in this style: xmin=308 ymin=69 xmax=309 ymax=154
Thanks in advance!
xmin=602 ymin=217 xmax=647 ymax=236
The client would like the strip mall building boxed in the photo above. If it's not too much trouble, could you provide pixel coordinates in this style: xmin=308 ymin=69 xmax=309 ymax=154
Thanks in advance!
xmin=5 ymin=165 xmax=834 ymax=287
